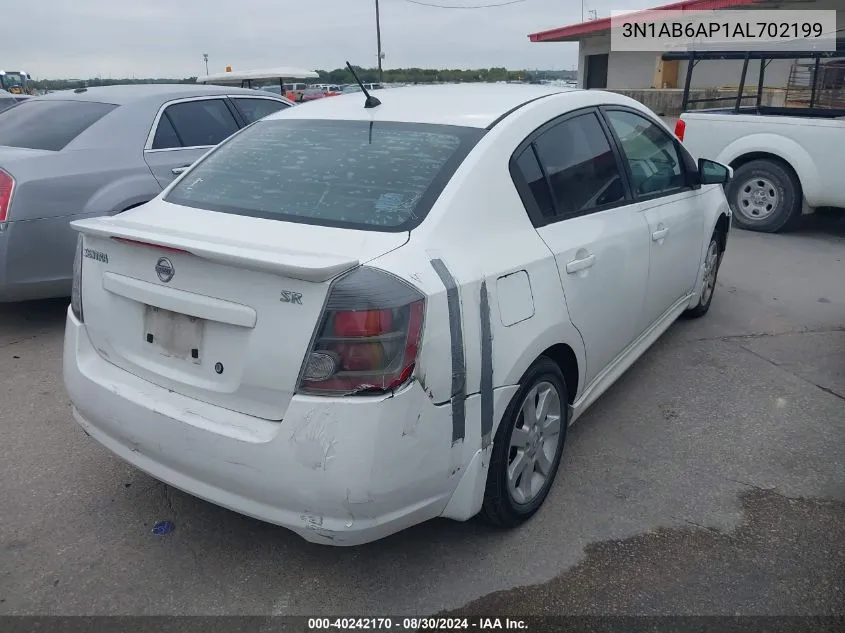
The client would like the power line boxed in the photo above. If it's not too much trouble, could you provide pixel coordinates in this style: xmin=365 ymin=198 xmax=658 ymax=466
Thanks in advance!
xmin=400 ymin=0 xmax=529 ymax=9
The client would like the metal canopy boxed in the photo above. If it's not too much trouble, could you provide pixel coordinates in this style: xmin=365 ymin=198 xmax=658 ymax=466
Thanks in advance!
xmin=662 ymin=38 xmax=845 ymax=61
xmin=669 ymin=32 xmax=845 ymax=114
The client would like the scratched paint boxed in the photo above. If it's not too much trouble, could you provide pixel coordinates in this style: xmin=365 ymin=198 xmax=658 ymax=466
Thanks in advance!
xmin=289 ymin=410 xmax=338 ymax=470
xmin=402 ymin=412 xmax=423 ymax=437
xmin=299 ymin=512 xmax=324 ymax=530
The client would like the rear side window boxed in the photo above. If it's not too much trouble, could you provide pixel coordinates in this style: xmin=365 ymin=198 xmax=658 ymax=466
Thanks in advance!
xmin=0 ymin=100 xmax=116 ymax=151
xmin=533 ymin=112 xmax=626 ymax=218
xmin=151 ymin=115 xmax=180 ymax=150
xmin=514 ymin=148 xmax=555 ymax=221
xmin=165 ymin=119 xmax=484 ymax=231
xmin=155 ymin=99 xmax=239 ymax=149
xmin=231 ymin=97 xmax=289 ymax=124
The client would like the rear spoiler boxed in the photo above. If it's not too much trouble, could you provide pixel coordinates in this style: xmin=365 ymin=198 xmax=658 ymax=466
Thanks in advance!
xmin=71 ymin=217 xmax=359 ymax=284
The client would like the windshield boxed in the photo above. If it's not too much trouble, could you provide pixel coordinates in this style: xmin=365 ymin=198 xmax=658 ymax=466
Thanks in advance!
xmin=0 ymin=73 xmax=26 ymax=90
xmin=0 ymin=99 xmax=117 ymax=151
xmin=165 ymin=119 xmax=485 ymax=231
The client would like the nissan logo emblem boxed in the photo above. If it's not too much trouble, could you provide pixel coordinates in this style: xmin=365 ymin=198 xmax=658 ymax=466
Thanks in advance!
xmin=155 ymin=257 xmax=175 ymax=283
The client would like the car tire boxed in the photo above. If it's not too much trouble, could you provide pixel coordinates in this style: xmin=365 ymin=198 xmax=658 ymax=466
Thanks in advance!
xmin=482 ymin=356 xmax=569 ymax=527
xmin=683 ymin=232 xmax=722 ymax=319
xmin=726 ymin=159 xmax=802 ymax=233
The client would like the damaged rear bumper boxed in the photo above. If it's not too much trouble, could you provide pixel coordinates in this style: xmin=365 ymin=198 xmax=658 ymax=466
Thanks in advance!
xmin=63 ymin=308 xmax=456 ymax=545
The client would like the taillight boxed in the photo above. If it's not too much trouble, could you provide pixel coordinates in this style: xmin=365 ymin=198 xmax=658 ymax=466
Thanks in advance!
xmin=298 ymin=267 xmax=425 ymax=396
xmin=674 ymin=118 xmax=686 ymax=141
xmin=0 ymin=168 xmax=14 ymax=223
xmin=71 ymin=234 xmax=83 ymax=322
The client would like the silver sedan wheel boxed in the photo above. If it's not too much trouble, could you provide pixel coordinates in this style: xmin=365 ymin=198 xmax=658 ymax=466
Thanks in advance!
xmin=700 ymin=239 xmax=719 ymax=306
xmin=507 ymin=381 xmax=562 ymax=506
xmin=736 ymin=176 xmax=779 ymax=221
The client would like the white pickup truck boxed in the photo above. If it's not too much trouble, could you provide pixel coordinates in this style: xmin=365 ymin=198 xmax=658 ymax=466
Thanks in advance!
xmin=676 ymin=111 xmax=845 ymax=232
xmin=665 ymin=43 xmax=845 ymax=233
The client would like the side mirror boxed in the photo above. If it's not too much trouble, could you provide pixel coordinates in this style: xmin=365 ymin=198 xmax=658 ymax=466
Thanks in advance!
xmin=698 ymin=158 xmax=733 ymax=185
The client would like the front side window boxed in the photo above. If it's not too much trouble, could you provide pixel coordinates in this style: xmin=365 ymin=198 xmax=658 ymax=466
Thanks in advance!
xmin=165 ymin=119 xmax=484 ymax=231
xmin=604 ymin=109 xmax=686 ymax=198
xmin=532 ymin=112 xmax=626 ymax=218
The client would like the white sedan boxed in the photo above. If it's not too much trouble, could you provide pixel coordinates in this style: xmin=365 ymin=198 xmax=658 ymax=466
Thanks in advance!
xmin=63 ymin=84 xmax=732 ymax=545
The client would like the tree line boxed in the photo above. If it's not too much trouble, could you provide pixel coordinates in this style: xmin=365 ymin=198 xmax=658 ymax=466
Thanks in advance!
xmin=316 ymin=66 xmax=576 ymax=85
xmin=29 ymin=67 xmax=576 ymax=91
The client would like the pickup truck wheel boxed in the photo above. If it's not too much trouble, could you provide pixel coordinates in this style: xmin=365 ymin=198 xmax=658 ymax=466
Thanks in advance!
xmin=482 ymin=357 xmax=568 ymax=527
xmin=727 ymin=159 xmax=802 ymax=233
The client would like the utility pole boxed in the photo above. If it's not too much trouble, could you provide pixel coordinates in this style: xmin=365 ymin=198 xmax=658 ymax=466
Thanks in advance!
xmin=375 ymin=0 xmax=383 ymax=83
xmin=203 ymin=53 xmax=209 ymax=76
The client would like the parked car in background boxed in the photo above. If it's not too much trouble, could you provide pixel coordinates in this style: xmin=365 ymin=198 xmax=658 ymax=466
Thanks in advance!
xmin=64 ymin=84 xmax=732 ymax=545
xmin=257 ymin=84 xmax=316 ymax=102
xmin=259 ymin=83 xmax=308 ymax=94
xmin=297 ymin=88 xmax=329 ymax=102
xmin=0 ymin=84 xmax=293 ymax=301
xmin=678 ymin=109 xmax=845 ymax=232
xmin=259 ymin=85 xmax=285 ymax=95
xmin=341 ymin=82 xmax=383 ymax=94
xmin=672 ymin=46 xmax=845 ymax=233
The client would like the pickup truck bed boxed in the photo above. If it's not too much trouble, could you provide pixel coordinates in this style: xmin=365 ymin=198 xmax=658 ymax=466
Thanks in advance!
xmin=676 ymin=109 xmax=845 ymax=232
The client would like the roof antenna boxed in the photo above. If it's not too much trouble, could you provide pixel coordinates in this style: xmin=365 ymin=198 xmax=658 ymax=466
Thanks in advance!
xmin=345 ymin=61 xmax=381 ymax=109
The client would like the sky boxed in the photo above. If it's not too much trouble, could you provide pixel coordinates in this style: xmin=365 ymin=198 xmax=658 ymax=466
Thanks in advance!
xmin=6 ymin=0 xmax=652 ymax=79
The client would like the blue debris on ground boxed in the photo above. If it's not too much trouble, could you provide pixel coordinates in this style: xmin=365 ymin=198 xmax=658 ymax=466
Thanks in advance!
xmin=151 ymin=520 xmax=175 ymax=536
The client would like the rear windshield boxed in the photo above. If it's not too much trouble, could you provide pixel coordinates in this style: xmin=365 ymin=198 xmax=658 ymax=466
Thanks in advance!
xmin=164 ymin=119 xmax=485 ymax=231
xmin=0 ymin=100 xmax=117 ymax=151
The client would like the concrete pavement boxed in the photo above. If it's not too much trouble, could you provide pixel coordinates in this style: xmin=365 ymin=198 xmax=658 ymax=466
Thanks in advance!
xmin=1 ymin=215 xmax=843 ymax=616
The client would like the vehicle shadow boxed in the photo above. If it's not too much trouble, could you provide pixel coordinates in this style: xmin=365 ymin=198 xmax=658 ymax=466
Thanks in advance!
xmin=795 ymin=208 xmax=845 ymax=238
xmin=0 ymin=297 xmax=69 ymax=339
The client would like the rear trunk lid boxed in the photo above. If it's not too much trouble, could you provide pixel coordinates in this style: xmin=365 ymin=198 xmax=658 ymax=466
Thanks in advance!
xmin=0 ymin=146 xmax=56 ymax=185
xmin=72 ymin=200 xmax=409 ymax=420
xmin=0 ymin=146 xmax=55 ymax=164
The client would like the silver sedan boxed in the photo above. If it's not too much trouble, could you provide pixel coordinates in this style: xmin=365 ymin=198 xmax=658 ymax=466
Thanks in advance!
xmin=0 ymin=84 xmax=293 ymax=301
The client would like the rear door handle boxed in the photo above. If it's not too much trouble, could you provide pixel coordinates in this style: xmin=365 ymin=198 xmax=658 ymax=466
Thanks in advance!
xmin=652 ymin=227 xmax=669 ymax=241
xmin=565 ymin=253 xmax=596 ymax=274
xmin=171 ymin=165 xmax=190 ymax=175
